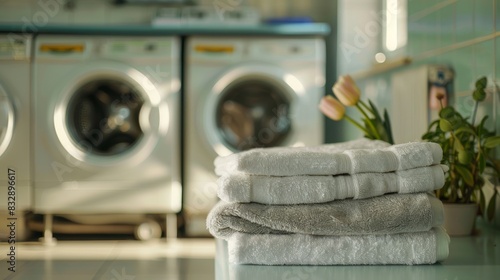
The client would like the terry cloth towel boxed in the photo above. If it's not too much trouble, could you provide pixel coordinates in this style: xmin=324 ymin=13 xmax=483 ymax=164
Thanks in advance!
xmin=214 ymin=140 xmax=442 ymax=176
xmin=227 ymin=227 xmax=450 ymax=265
xmin=207 ymin=193 xmax=444 ymax=239
xmin=217 ymin=165 xmax=447 ymax=204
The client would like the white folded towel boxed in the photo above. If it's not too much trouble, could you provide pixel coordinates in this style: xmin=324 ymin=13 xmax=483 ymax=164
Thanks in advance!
xmin=228 ymin=227 xmax=450 ymax=265
xmin=217 ymin=165 xmax=447 ymax=204
xmin=214 ymin=139 xmax=442 ymax=176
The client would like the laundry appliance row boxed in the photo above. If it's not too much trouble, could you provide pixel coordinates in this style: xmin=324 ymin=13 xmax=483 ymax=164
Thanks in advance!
xmin=0 ymin=33 xmax=326 ymax=239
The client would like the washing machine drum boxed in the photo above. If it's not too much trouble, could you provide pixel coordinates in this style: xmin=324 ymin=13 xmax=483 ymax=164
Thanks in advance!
xmin=215 ymin=79 xmax=291 ymax=151
xmin=67 ymin=79 xmax=144 ymax=156
xmin=0 ymin=87 xmax=14 ymax=157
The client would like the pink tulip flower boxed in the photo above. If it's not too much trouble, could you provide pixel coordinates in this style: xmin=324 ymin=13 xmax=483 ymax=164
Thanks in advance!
xmin=319 ymin=95 xmax=345 ymax=121
xmin=319 ymin=73 xmax=395 ymax=144
xmin=332 ymin=75 xmax=361 ymax=106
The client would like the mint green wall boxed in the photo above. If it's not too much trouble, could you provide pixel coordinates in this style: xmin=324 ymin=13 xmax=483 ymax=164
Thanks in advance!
xmin=332 ymin=0 xmax=499 ymax=144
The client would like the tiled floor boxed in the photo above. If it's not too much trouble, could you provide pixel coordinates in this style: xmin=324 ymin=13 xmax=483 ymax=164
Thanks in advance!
xmin=0 ymin=238 xmax=216 ymax=280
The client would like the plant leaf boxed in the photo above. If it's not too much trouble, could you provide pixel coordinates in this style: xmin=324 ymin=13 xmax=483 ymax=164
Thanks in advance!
xmin=484 ymin=136 xmax=500 ymax=148
xmin=455 ymin=165 xmax=474 ymax=186
xmin=454 ymin=126 xmax=477 ymax=136
xmin=362 ymin=118 xmax=376 ymax=139
xmin=439 ymin=106 xmax=455 ymax=119
xmin=475 ymin=76 xmax=487 ymax=89
xmin=478 ymin=152 xmax=486 ymax=173
xmin=479 ymin=191 xmax=486 ymax=217
xmin=473 ymin=88 xmax=486 ymax=101
xmin=383 ymin=109 xmax=394 ymax=144
xmin=458 ymin=150 xmax=473 ymax=164
xmin=451 ymin=115 xmax=465 ymax=130
xmin=477 ymin=115 xmax=489 ymax=137
xmin=479 ymin=115 xmax=489 ymax=126
xmin=428 ymin=119 xmax=440 ymax=130
xmin=439 ymin=119 xmax=453 ymax=132
xmin=375 ymin=119 xmax=389 ymax=143
xmin=422 ymin=131 xmax=437 ymax=140
xmin=487 ymin=190 xmax=497 ymax=221
xmin=453 ymin=136 xmax=465 ymax=151
xmin=368 ymin=100 xmax=383 ymax=123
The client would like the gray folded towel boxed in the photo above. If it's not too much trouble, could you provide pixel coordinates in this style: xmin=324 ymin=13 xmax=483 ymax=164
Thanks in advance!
xmin=214 ymin=140 xmax=442 ymax=176
xmin=207 ymin=193 xmax=443 ymax=239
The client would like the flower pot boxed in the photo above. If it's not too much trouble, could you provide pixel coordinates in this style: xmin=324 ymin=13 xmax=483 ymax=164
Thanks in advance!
xmin=442 ymin=203 xmax=478 ymax=236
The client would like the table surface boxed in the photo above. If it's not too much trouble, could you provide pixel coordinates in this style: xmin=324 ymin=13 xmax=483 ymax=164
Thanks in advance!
xmin=215 ymin=218 xmax=500 ymax=280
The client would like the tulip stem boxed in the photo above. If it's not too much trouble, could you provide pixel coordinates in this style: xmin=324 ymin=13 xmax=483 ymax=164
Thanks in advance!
xmin=355 ymin=103 xmax=382 ymax=140
xmin=344 ymin=114 xmax=372 ymax=136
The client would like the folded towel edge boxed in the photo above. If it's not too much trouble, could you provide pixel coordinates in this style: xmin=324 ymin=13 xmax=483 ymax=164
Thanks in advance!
xmin=435 ymin=227 xmax=451 ymax=261
xmin=428 ymin=194 xmax=445 ymax=227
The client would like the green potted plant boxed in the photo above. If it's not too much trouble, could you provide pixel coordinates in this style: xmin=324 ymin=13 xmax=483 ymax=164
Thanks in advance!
xmin=422 ymin=76 xmax=500 ymax=235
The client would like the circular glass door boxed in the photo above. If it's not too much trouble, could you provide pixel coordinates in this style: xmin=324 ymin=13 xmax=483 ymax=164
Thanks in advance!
xmin=66 ymin=79 xmax=144 ymax=156
xmin=0 ymin=86 xmax=14 ymax=157
xmin=215 ymin=78 xmax=291 ymax=151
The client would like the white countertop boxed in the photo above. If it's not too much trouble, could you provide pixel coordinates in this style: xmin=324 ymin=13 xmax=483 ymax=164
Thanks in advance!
xmin=2 ymin=219 xmax=498 ymax=279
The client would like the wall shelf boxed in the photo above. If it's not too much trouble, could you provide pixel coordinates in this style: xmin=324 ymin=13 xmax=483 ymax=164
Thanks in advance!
xmin=352 ymin=56 xmax=412 ymax=80
xmin=0 ymin=23 xmax=330 ymax=36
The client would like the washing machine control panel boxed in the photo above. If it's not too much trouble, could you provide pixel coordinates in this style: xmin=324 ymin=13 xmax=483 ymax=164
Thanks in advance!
xmin=191 ymin=41 xmax=244 ymax=61
xmin=249 ymin=40 xmax=318 ymax=61
xmin=190 ymin=38 xmax=320 ymax=62
xmin=36 ymin=37 xmax=174 ymax=60
xmin=0 ymin=37 xmax=30 ymax=60
xmin=101 ymin=40 xmax=174 ymax=59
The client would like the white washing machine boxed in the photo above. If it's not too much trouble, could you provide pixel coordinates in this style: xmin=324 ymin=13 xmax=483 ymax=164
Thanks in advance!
xmin=184 ymin=36 xmax=325 ymax=235
xmin=0 ymin=34 xmax=32 ymax=241
xmin=32 ymin=35 xmax=182 ymax=239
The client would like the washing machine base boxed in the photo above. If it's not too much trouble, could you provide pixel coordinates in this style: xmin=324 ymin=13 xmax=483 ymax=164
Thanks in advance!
xmin=30 ymin=213 xmax=178 ymax=244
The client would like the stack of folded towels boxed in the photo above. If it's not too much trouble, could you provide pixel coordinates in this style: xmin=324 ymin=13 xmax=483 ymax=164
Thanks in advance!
xmin=207 ymin=139 xmax=450 ymax=265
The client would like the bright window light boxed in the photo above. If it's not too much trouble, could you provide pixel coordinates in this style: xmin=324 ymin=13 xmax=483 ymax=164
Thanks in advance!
xmin=385 ymin=0 xmax=407 ymax=51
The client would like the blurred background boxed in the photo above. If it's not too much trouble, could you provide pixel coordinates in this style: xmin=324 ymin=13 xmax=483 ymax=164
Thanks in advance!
xmin=0 ymin=0 xmax=498 ymax=240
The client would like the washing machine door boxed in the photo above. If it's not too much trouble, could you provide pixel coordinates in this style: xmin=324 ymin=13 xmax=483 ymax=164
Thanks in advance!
xmin=53 ymin=63 xmax=168 ymax=166
xmin=0 ymin=85 xmax=14 ymax=157
xmin=202 ymin=64 xmax=305 ymax=156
